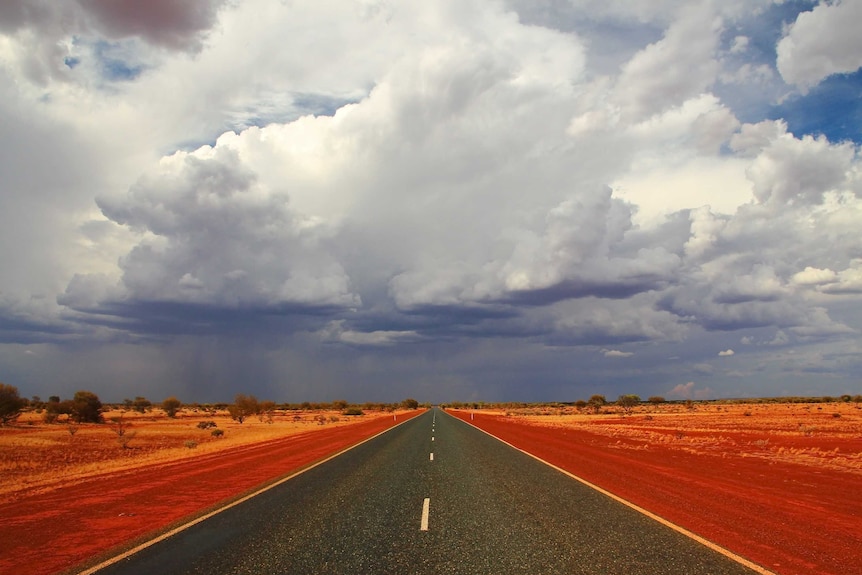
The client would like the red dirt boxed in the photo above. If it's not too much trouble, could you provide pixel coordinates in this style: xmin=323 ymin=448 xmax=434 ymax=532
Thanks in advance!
xmin=449 ymin=411 xmax=862 ymax=575
xmin=0 ymin=411 xmax=422 ymax=575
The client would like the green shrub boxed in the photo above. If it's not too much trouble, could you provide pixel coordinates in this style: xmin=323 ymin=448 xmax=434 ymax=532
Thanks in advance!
xmin=0 ymin=383 xmax=26 ymax=425
xmin=162 ymin=396 xmax=182 ymax=418
xmin=72 ymin=391 xmax=103 ymax=423
xmin=228 ymin=394 xmax=259 ymax=424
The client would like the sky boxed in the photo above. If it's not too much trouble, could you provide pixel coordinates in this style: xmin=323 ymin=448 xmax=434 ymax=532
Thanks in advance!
xmin=1 ymin=0 xmax=861 ymax=404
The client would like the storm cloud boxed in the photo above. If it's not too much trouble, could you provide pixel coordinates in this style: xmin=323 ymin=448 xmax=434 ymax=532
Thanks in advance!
xmin=1 ymin=0 xmax=861 ymax=403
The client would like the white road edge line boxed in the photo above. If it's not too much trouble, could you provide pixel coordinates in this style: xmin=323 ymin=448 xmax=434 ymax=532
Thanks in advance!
xmin=420 ymin=498 xmax=430 ymax=531
xmin=451 ymin=412 xmax=778 ymax=575
xmin=77 ymin=413 xmax=424 ymax=575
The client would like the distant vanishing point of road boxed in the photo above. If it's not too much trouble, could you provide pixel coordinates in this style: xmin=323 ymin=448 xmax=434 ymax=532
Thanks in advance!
xmin=88 ymin=408 xmax=768 ymax=575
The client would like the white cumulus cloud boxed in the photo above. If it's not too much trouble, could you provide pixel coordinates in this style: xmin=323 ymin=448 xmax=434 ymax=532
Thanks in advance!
xmin=777 ymin=0 xmax=862 ymax=90
xmin=1 ymin=0 xmax=861 ymax=402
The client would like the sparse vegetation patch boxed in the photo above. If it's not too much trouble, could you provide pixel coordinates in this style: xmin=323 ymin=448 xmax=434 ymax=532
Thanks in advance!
xmin=0 ymin=404 xmax=415 ymax=503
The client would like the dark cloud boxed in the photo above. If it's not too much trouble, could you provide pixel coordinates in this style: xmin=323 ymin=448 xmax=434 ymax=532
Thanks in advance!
xmin=77 ymin=0 xmax=227 ymax=50
xmin=0 ymin=312 xmax=78 ymax=344
xmin=0 ymin=1 xmax=58 ymax=33
xmin=61 ymin=298 xmax=347 ymax=337
xmin=93 ymin=146 xmax=361 ymax=312
xmin=401 ymin=304 xmax=520 ymax=322
xmin=500 ymin=275 xmax=669 ymax=306
xmin=0 ymin=0 xmax=226 ymax=88
xmin=656 ymin=286 xmax=847 ymax=335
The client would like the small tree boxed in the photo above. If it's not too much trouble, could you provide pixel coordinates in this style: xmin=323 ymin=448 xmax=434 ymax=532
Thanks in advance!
xmin=44 ymin=399 xmax=74 ymax=423
xmin=617 ymin=394 xmax=641 ymax=415
xmin=402 ymin=398 xmax=419 ymax=410
xmin=0 ymin=383 xmax=26 ymax=426
xmin=133 ymin=396 xmax=152 ymax=413
xmin=71 ymin=391 xmax=103 ymax=423
xmin=110 ymin=414 xmax=136 ymax=448
xmin=331 ymin=399 xmax=348 ymax=410
xmin=256 ymin=400 xmax=276 ymax=423
xmin=648 ymin=396 xmax=665 ymax=406
xmin=587 ymin=394 xmax=606 ymax=414
xmin=162 ymin=396 xmax=182 ymax=418
xmin=228 ymin=394 xmax=259 ymax=424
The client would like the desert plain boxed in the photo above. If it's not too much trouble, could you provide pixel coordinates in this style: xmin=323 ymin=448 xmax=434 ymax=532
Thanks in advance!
xmin=0 ymin=400 xmax=860 ymax=575
xmin=0 ymin=407 xmax=420 ymax=575
xmin=451 ymin=399 xmax=862 ymax=575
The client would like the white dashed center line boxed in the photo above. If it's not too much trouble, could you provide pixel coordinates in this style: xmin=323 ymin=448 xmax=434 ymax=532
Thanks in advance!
xmin=430 ymin=452 xmax=434 ymax=461
xmin=420 ymin=498 xmax=430 ymax=531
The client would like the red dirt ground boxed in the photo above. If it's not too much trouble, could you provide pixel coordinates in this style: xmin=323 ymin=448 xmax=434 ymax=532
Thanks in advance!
xmin=449 ymin=411 xmax=862 ymax=575
xmin=0 ymin=411 xmax=422 ymax=575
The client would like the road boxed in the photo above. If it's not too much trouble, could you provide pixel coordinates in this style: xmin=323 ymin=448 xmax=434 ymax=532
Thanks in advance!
xmin=90 ymin=408 xmax=766 ymax=575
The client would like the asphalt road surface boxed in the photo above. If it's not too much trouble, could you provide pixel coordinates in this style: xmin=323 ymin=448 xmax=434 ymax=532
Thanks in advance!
xmin=91 ymin=408 xmax=766 ymax=575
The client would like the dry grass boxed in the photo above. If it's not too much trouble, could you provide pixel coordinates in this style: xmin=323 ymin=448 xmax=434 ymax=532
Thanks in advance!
xmin=486 ymin=401 xmax=862 ymax=474
xmin=0 ymin=408 xmax=394 ymax=503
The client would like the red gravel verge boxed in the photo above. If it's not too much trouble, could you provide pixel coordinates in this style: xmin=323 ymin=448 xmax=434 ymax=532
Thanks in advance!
xmin=0 ymin=411 xmax=422 ymax=575
xmin=449 ymin=411 xmax=862 ymax=575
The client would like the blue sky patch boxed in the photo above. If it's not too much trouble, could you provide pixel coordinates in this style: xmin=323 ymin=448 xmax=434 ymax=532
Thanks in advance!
xmin=771 ymin=71 xmax=862 ymax=144
xmin=93 ymin=40 xmax=145 ymax=82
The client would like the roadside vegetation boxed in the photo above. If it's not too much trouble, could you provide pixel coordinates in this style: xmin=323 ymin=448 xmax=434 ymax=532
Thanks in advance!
xmin=0 ymin=384 xmax=424 ymax=504
xmin=445 ymin=395 xmax=862 ymax=475
xmin=4 ymin=380 xmax=858 ymax=499
xmin=442 ymin=393 xmax=862 ymax=415
xmin=0 ymin=383 xmax=27 ymax=426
